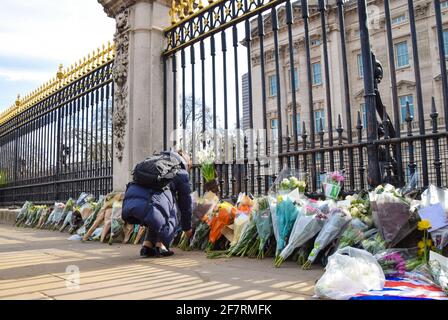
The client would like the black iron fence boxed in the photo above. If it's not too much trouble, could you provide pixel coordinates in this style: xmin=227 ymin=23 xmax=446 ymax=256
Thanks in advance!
xmin=0 ymin=59 xmax=114 ymax=205
xmin=162 ymin=0 xmax=448 ymax=199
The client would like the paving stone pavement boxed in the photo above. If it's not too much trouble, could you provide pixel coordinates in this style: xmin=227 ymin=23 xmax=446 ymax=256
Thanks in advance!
xmin=0 ymin=225 xmax=323 ymax=300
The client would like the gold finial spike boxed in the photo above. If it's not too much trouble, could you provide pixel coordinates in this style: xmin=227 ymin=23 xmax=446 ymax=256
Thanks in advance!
xmin=198 ymin=0 xmax=204 ymax=9
xmin=15 ymin=94 xmax=22 ymax=107
xmin=57 ymin=63 xmax=64 ymax=80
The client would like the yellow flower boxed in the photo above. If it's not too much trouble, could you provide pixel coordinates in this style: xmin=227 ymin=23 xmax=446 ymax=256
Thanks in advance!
xmin=418 ymin=248 xmax=424 ymax=256
xmin=418 ymin=241 xmax=425 ymax=249
xmin=431 ymin=246 xmax=436 ymax=251
xmin=426 ymin=239 xmax=433 ymax=247
xmin=277 ymin=195 xmax=283 ymax=203
xmin=417 ymin=219 xmax=431 ymax=231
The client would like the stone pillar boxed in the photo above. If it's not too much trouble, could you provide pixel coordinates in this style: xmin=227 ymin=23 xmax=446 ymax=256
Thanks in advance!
xmin=98 ymin=0 xmax=171 ymax=191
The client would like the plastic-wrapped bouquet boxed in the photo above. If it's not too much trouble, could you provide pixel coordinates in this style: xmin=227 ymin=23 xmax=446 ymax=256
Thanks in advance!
xmin=303 ymin=207 xmax=352 ymax=269
xmin=108 ymin=200 xmax=124 ymax=245
xmin=207 ymin=202 xmax=236 ymax=250
xmin=273 ymin=197 xmax=300 ymax=257
xmin=375 ymin=248 xmax=423 ymax=277
xmin=347 ymin=194 xmax=373 ymax=227
xmin=274 ymin=202 xmax=325 ymax=267
xmin=322 ymin=171 xmax=344 ymax=200
xmin=15 ymin=201 xmax=33 ymax=227
xmin=270 ymin=167 xmax=307 ymax=195
xmin=252 ymin=197 xmax=273 ymax=259
xmin=369 ymin=184 xmax=415 ymax=247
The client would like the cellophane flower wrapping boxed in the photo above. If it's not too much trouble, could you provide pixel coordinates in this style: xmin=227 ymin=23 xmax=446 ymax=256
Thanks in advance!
xmin=375 ymin=248 xmax=422 ymax=277
xmin=109 ymin=201 xmax=124 ymax=242
xmin=231 ymin=213 xmax=250 ymax=247
xmin=45 ymin=202 xmax=65 ymax=228
xmin=236 ymin=193 xmax=254 ymax=215
xmin=314 ymin=247 xmax=385 ymax=300
xmin=337 ymin=218 xmax=370 ymax=249
xmin=208 ymin=202 xmax=236 ymax=244
xmin=189 ymin=220 xmax=211 ymax=250
xmin=269 ymin=167 xmax=307 ymax=194
xmin=421 ymin=185 xmax=448 ymax=219
xmin=361 ymin=232 xmax=386 ymax=255
xmin=227 ymin=216 xmax=258 ymax=257
xmin=77 ymin=199 xmax=103 ymax=236
xmin=369 ymin=184 xmax=414 ymax=246
xmin=431 ymin=226 xmax=448 ymax=250
xmin=306 ymin=207 xmax=352 ymax=264
xmin=275 ymin=203 xmax=325 ymax=267
xmin=16 ymin=201 xmax=32 ymax=226
xmin=191 ymin=191 xmax=219 ymax=230
xmin=321 ymin=171 xmax=344 ymax=200
xmin=75 ymin=192 xmax=95 ymax=207
xmin=254 ymin=198 xmax=273 ymax=258
xmin=275 ymin=197 xmax=299 ymax=256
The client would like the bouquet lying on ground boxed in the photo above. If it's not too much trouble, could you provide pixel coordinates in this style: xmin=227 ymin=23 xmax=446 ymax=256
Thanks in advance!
xmin=274 ymin=200 xmax=326 ymax=267
xmin=303 ymin=207 xmax=352 ymax=269
xmin=190 ymin=218 xmax=211 ymax=250
xmin=43 ymin=202 xmax=65 ymax=229
xmin=252 ymin=197 xmax=273 ymax=259
xmin=375 ymin=248 xmax=423 ymax=277
xmin=207 ymin=202 xmax=236 ymax=250
xmin=15 ymin=201 xmax=33 ymax=227
xmin=338 ymin=219 xmax=372 ymax=249
xmin=226 ymin=216 xmax=258 ymax=257
xmin=108 ymin=200 xmax=124 ymax=245
xmin=347 ymin=193 xmax=373 ymax=227
xmin=179 ymin=192 xmax=218 ymax=250
xmin=361 ymin=231 xmax=386 ymax=255
xmin=273 ymin=197 xmax=299 ymax=257
xmin=369 ymin=184 xmax=415 ymax=247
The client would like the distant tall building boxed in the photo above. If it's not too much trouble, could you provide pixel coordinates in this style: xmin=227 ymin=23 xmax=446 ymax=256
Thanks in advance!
xmin=242 ymin=72 xmax=251 ymax=131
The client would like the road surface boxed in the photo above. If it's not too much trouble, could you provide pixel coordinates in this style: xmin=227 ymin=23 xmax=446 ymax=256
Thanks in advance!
xmin=0 ymin=225 xmax=323 ymax=300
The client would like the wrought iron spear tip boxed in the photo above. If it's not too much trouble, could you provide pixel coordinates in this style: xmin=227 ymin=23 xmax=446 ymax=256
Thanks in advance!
xmin=431 ymin=96 xmax=437 ymax=115
xmin=337 ymin=114 xmax=343 ymax=129
xmin=405 ymin=101 xmax=413 ymax=122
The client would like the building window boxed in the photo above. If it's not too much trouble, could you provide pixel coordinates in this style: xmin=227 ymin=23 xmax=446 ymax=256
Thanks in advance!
xmin=290 ymin=68 xmax=299 ymax=91
xmin=391 ymin=14 xmax=407 ymax=25
xmin=271 ymin=118 xmax=278 ymax=139
xmin=399 ymin=95 xmax=414 ymax=123
xmin=269 ymin=75 xmax=277 ymax=97
xmin=290 ymin=113 xmax=301 ymax=135
xmin=311 ymin=39 xmax=321 ymax=46
xmin=361 ymin=103 xmax=367 ymax=128
xmin=444 ymin=29 xmax=448 ymax=57
xmin=357 ymin=54 xmax=364 ymax=78
xmin=442 ymin=1 xmax=448 ymax=9
xmin=395 ymin=41 xmax=409 ymax=67
xmin=314 ymin=110 xmax=325 ymax=131
xmin=312 ymin=63 xmax=322 ymax=85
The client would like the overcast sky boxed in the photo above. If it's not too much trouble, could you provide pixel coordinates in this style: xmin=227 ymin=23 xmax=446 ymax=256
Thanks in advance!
xmin=0 ymin=0 xmax=115 ymax=112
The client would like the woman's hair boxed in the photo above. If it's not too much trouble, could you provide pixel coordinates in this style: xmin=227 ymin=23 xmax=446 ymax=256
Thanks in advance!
xmin=177 ymin=149 xmax=192 ymax=168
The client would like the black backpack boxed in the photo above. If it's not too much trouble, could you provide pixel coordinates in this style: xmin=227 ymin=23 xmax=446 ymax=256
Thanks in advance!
xmin=132 ymin=152 xmax=183 ymax=190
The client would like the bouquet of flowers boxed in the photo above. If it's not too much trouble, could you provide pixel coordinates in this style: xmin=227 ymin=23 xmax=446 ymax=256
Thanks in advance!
xmin=274 ymin=203 xmax=325 ymax=268
xmin=322 ymin=171 xmax=344 ymax=200
xmin=207 ymin=202 xmax=236 ymax=250
xmin=226 ymin=217 xmax=258 ymax=257
xmin=361 ymin=232 xmax=386 ymax=255
xmin=54 ymin=198 xmax=75 ymax=230
xmin=270 ymin=167 xmax=307 ymax=195
xmin=251 ymin=197 xmax=273 ymax=259
xmin=375 ymin=248 xmax=423 ymax=277
xmin=273 ymin=197 xmax=300 ymax=256
xmin=76 ymin=199 xmax=104 ymax=236
xmin=347 ymin=194 xmax=373 ymax=227
xmin=15 ymin=201 xmax=33 ymax=227
xmin=36 ymin=207 xmax=50 ymax=229
xmin=24 ymin=206 xmax=39 ymax=228
xmin=189 ymin=218 xmax=211 ymax=250
xmin=337 ymin=219 xmax=371 ymax=249
xmin=43 ymin=202 xmax=65 ymax=229
xmin=369 ymin=184 xmax=415 ymax=247
xmin=236 ymin=193 xmax=254 ymax=215
xmin=198 ymin=149 xmax=218 ymax=194
xmin=303 ymin=207 xmax=352 ymax=269
xmin=108 ymin=200 xmax=124 ymax=245
xmin=75 ymin=192 xmax=95 ymax=207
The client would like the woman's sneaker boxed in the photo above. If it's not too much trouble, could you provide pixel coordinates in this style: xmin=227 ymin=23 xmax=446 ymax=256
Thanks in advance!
xmin=156 ymin=247 xmax=174 ymax=257
xmin=140 ymin=246 xmax=157 ymax=258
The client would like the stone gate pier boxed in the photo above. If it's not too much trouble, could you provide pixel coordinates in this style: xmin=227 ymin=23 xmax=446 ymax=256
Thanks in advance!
xmin=99 ymin=0 xmax=172 ymax=191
